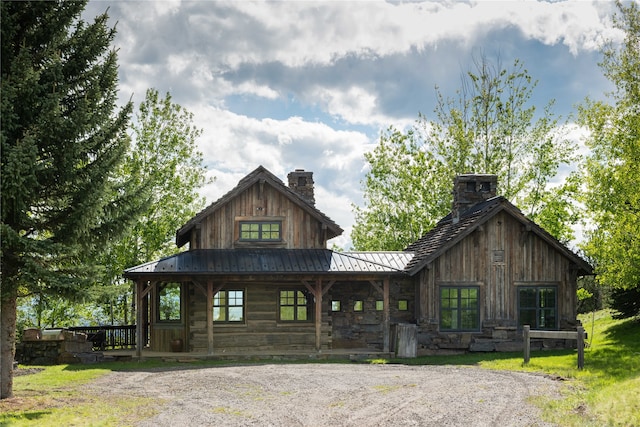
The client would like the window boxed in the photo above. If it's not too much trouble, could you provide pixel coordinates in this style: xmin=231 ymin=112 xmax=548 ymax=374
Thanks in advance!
xmin=158 ymin=282 xmax=181 ymax=321
xmin=213 ymin=290 xmax=245 ymax=322
xmin=398 ymin=300 xmax=408 ymax=311
xmin=279 ymin=290 xmax=312 ymax=322
xmin=353 ymin=300 xmax=363 ymax=311
xmin=375 ymin=300 xmax=384 ymax=311
xmin=518 ymin=286 xmax=557 ymax=329
xmin=331 ymin=300 xmax=341 ymax=311
xmin=440 ymin=286 xmax=479 ymax=331
xmin=239 ymin=221 xmax=281 ymax=241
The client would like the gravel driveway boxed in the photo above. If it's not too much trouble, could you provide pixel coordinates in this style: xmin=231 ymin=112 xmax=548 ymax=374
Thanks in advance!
xmin=86 ymin=363 xmax=561 ymax=426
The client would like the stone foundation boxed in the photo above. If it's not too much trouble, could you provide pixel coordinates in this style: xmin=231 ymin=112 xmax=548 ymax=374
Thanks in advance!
xmin=416 ymin=319 xmax=580 ymax=355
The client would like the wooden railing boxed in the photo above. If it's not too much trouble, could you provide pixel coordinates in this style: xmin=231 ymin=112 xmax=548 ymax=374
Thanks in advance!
xmin=67 ymin=325 xmax=137 ymax=350
xmin=523 ymin=325 xmax=585 ymax=369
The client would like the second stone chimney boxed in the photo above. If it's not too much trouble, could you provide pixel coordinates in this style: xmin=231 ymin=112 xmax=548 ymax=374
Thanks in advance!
xmin=288 ymin=169 xmax=315 ymax=205
xmin=452 ymin=174 xmax=497 ymax=223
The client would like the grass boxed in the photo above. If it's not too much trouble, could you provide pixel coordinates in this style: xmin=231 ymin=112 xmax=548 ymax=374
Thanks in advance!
xmin=380 ymin=310 xmax=640 ymax=426
xmin=1 ymin=310 xmax=637 ymax=426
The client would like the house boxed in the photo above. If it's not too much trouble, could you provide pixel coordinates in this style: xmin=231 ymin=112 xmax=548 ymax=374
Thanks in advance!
xmin=123 ymin=167 xmax=591 ymax=356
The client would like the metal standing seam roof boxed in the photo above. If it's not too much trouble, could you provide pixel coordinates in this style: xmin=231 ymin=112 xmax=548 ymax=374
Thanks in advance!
xmin=123 ymin=249 xmax=415 ymax=277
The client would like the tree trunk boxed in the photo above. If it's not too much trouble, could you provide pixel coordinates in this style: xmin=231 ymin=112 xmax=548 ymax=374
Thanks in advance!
xmin=1 ymin=290 xmax=17 ymax=399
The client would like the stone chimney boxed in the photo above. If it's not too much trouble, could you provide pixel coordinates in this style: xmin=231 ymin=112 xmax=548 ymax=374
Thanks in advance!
xmin=452 ymin=174 xmax=497 ymax=223
xmin=287 ymin=169 xmax=315 ymax=205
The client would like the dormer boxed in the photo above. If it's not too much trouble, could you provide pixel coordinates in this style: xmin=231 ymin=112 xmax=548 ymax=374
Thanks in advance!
xmin=176 ymin=166 xmax=343 ymax=250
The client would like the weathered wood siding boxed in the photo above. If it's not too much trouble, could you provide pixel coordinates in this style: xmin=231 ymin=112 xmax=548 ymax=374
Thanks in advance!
xmin=188 ymin=282 xmax=330 ymax=352
xmin=191 ymin=182 xmax=328 ymax=249
xmin=148 ymin=283 xmax=189 ymax=352
xmin=418 ymin=211 xmax=577 ymax=329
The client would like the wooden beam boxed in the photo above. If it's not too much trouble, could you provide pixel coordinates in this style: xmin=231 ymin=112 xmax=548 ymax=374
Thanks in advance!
xmin=207 ymin=281 xmax=214 ymax=355
xmin=369 ymin=280 xmax=383 ymax=296
xmin=321 ymin=280 xmax=336 ymax=296
xmin=383 ymin=278 xmax=390 ymax=353
xmin=135 ymin=280 xmax=144 ymax=358
xmin=303 ymin=279 xmax=324 ymax=351
xmin=523 ymin=325 xmax=585 ymax=369
xmin=192 ymin=280 xmax=207 ymax=297
xmin=315 ymin=279 xmax=322 ymax=351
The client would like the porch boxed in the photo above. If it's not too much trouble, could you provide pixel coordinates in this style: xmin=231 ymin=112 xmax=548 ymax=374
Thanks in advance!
xmin=101 ymin=347 xmax=395 ymax=363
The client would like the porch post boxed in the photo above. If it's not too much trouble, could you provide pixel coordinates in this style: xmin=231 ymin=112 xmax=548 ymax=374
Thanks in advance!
xmin=383 ymin=277 xmax=390 ymax=353
xmin=135 ymin=280 xmax=144 ymax=358
xmin=315 ymin=279 xmax=322 ymax=351
xmin=207 ymin=281 xmax=214 ymax=355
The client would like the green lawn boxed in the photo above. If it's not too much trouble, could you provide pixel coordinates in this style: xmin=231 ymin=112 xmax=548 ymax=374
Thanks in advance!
xmin=382 ymin=310 xmax=640 ymax=427
xmin=1 ymin=310 xmax=637 ymax=426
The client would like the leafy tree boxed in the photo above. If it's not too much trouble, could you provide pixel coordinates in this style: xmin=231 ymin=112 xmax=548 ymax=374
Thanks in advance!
xmin=353 ymin=55 xmax=578 ymax=250
xmin=1 ymin=2 xmax=141 ymax=399
xmin=93 ymin=89 xmax=210 ymax=324
xmin=579 ymin=1 xmax=640 ymax=315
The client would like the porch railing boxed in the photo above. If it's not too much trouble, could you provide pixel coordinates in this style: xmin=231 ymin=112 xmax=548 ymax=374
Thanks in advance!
xmin=67 ymin=325 xmax=137 ymax=350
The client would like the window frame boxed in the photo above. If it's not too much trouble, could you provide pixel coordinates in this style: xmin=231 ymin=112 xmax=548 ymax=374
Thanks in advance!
xmin=439 ymin=285 xmax=481 ymax=332
xmin=239 ymin=220 xmax=282 ymax=242
xmin=213 ymin=289 xmax=246 ymax=324
xmin=157 ymin=282 xmax=182 ymax=323
xmin=278 ymin=289 xmax=313 ymax=323
xmin=517 ymin=285 xmax=558 ymax=330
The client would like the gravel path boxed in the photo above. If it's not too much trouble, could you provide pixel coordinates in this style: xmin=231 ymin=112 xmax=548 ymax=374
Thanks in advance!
xmin=86 ymin=363 xmax=561 ymax=426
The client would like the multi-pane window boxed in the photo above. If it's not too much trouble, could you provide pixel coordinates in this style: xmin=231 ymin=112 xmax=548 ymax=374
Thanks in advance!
xmin=158 ymin=282 xmax=181 ymax=321
xmin=279 ymin=290 xmax=311 ymax=321
xmin=213 ymin=290 xmax=245 ymax=322
xmin=518 ymin=286 xmax=557 ymax=329
xmin=440 ymin=286 xmax=480 ymax=331
xmin=240 ymin=221 xmax=281 ymax=241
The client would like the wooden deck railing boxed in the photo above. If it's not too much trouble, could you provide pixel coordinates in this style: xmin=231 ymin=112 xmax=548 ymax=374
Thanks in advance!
xmin=67 ymin=325 xmax=137 ymax=350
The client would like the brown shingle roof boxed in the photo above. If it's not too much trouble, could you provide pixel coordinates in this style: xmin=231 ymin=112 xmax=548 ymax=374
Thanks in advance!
xmin=403 ymin=196 xmax=592 ymax=276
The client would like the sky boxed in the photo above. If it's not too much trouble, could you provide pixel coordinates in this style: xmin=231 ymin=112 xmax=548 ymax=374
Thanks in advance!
xmin=83 ymin=0 xmax=625 ymax=250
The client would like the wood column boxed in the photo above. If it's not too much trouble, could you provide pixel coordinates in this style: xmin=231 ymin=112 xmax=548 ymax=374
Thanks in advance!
xmin=135 ymin=280 xmax=144 ymax=358
xmin=207 ymin=281 xmax=214 ymax=355
xmin=135 ymin=281 xmax=154 ymax=358
xmin=315 ymin=279 xmax=322 ymax=351
xmin=383 ymin=278 xmax=390 ymax=353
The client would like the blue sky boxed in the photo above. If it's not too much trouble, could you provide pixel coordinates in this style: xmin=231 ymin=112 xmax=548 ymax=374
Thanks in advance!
xmin=84 ymin=0 xmax=624 ymax=249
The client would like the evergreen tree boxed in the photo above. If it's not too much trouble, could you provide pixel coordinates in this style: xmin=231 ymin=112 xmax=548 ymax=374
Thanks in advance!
xmin=94 ymin=89 xmax=210 ymax=325
xmin=1 ymin=1 xmax=140 ymax=398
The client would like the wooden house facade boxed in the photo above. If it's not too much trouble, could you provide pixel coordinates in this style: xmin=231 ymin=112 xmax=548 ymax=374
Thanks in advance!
xmin=124 ymin=168 xmax=591 ymax=356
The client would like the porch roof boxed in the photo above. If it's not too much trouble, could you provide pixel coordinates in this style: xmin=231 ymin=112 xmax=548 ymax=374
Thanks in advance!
xmin=124 ymin=249 xmax=414 ymax=279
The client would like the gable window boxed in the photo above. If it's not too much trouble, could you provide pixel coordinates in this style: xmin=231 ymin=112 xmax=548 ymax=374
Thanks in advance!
xmin=440 ymin=286 xmax=479 ymax=331
xmin=240 ymin=221 xmax=281 ymax=241
xmin=213 ymin=290 xmax=245 ymax=323
xmin=158 ymin=282 xmax=181 ymax=322
xmin=518 ymin=286 xmax=557 ymax=329
xmin=279 ymin=290 xmax=312 ymax=322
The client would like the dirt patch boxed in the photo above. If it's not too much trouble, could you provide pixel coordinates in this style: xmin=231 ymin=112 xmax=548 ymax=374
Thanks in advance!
xmin=85 ymin=363 xmax=561 ymax=426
